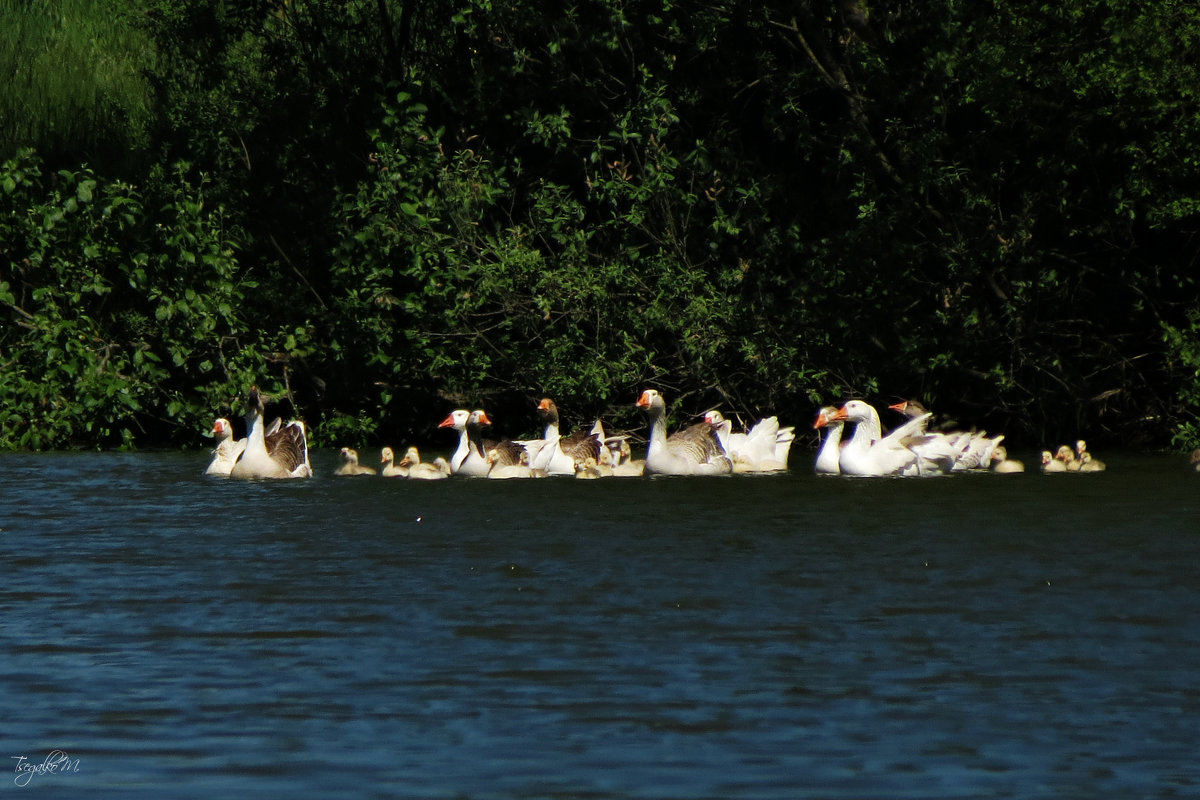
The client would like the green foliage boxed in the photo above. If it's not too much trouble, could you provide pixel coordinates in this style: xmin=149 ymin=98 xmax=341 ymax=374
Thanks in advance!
xmin=1162 ymin=309 xmax=1200 ymax=451
xmin=3 ymin=0 xmax=1200 ymax=450
xmin=0 ymin=149 xmax=296 ymax=448
xmin=329 ymin=63 xmax=833 ymax=438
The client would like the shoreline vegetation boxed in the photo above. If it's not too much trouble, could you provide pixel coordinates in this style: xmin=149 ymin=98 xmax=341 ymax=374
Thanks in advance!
xmin=3 ymin=1 xmax=1200 ymax=453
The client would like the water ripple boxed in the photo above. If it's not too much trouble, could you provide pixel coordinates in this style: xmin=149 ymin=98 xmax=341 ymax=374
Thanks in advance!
xmin=1 ymin=450 xmax=1199 ymax=798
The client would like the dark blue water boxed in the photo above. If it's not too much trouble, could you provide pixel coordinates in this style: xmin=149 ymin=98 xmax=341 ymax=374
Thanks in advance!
xmin=2 ymin=450 xmax=1199 ymax=798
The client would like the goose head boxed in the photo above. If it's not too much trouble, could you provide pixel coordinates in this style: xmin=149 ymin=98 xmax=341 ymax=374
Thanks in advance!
xmin=438 ymin=409 xmax=470 ymax=431
xmin=398 ymin=446 xmax=421 ymax=467
xmin=813 ymin=406 xmax=839 ymax=429
xmin=380 ymin=446 xmax=395 ymax=465
xmin=339 ymin=447 xmax=360 ymax=466
xmin=212 ymin=418 xmax=234 ymax=440
xmin=536 ymin=398 xmax=559 ymax=425
xmin=888 ymin=399 xmax=928 ymax=418
xmin=636 ymin=389 xmax=665 ymax=412
xmin=831 ymin=400 xmax=873 ymax=424
xmin=244 ymin=385 xmax=266 ymax=420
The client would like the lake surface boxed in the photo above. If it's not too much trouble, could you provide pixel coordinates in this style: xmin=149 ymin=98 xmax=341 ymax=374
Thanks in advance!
xmin=2 ymin=449 xmax=1199 ymax=798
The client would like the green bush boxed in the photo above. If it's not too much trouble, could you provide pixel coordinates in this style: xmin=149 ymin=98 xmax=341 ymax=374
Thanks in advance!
xmin=0 ymin=150 xmax=307 ymax=448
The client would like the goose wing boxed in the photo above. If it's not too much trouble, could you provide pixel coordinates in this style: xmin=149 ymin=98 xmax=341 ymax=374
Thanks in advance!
xmin=667 ymin=422 xmax=727 ymax=463
xmin=266 ymin=421 xmax=310 ymax=476
xmin=561 ymin=430 xmax=602 ymax=464
xmin=484 ymin=438 xmax=528 ymax=467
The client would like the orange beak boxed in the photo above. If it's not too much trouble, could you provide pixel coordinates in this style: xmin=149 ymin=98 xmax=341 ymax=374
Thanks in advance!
xmin=477 ymin=411 xmax=493 ymax=426
xmin=437 ymin=414 xmax=456 ymax=429
xmin=636 ymin=391 xmax=651 ymax=408
xmin=831 ymin=407 xmax=850 ymax=422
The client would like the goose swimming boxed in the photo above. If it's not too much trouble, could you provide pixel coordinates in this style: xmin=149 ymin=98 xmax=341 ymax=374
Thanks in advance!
xmin=229 ymin=386 xmax=312 ymax=479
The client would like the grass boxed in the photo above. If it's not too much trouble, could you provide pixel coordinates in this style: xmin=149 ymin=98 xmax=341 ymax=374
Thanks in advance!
xmin=0 ymin=0 xmax=152 ymax=164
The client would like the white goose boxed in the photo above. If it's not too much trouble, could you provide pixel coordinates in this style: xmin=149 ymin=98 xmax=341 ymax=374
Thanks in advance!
xmin=334 ymin=447 xmax=376 ymax=476
xmin=705 ymin=410 xmax=794 ymax=472
xmin=636 ymin=389 xmax=731 ymax=476
xmin=204 ymin=417 xmax=246 ymax=476
xmin=909 ymin=429 xmax=980 ymax=474
xmin=832 ymin=399 xmax=930 ymax=476
xmin=888 ymin=399 xmax=1002 ymax=472
xmin=812 ymin=406 xmax=844 ymax=475
xmin=229 ymin=386 xmax=312 ymax=479
xmin=438 ymin=409 xmax=489 ymax=477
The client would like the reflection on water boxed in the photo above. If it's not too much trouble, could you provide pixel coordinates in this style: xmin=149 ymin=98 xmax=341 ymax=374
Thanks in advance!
xmin=2 ymin=450 xmax=1199 ymax=798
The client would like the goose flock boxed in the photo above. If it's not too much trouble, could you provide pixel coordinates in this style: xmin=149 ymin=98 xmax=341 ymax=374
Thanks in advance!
xmin=813 ymin=399 xmax=1014 ymax=476
xmin=206 ymin=386 xmax=794 ymax=480
xmin=206 ymin=386 xmax=1125 ymax=480
xmin=813 ymin=399 xmax=1109 ymax=477
xmin=207 ymin=386 xmax=312 ymax=479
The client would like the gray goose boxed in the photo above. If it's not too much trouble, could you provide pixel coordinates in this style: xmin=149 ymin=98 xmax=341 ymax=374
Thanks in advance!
xmin=636 ymin=389 xmax=731 ymax=476
xmin=229 ymin=386 xmax=312 ymax=479
xmin=470 ymin=409 xmax=528 ymax=468
xmin=532 ymin=397 xmax=602 ymax=475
